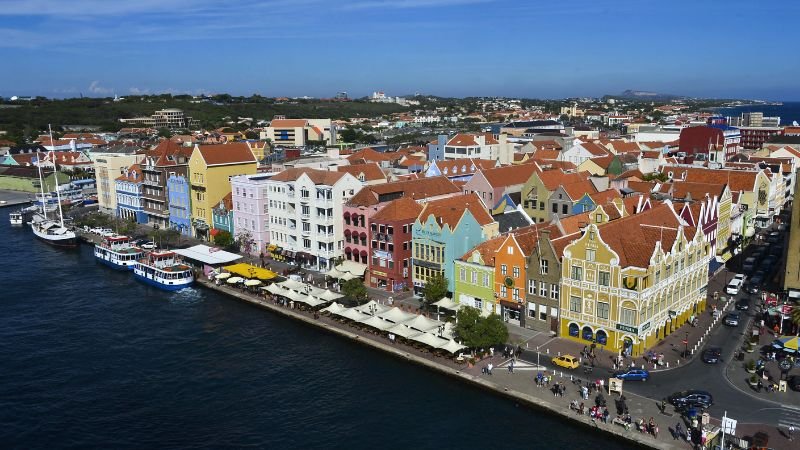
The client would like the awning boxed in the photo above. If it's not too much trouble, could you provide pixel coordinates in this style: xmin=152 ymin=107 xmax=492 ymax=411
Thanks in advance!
xmin=223 ymin=263 xmax=278 ymax=281
xmin=432 ymin=297 xmax=461 ymax=311
xmin=377 ymin=307 xmax=415 ymax=323
xmin=326 ymin=267 xmax=344 ymax=278
xmin=321 ymin=302 xmax=347 ymax=315
xmin=262 ymin=284 xmax=286 ymax=295
xmin=409 ymin=332 xmax=448 ymax=348
xmin=438 ymin=339 xmax=467 ymax=354
xmin=499 ymin=300 xmax=522 ymax=311
xmin=279 ymin=279 xmax=304 ymax=291
xmin=319 ymin=289 xmax=344 ymax=301
xmin=338 ymin=260 xmax=367 ymax=276
xmin=401 ymin=315 xmax=443 ymax=332
xmin=172 ymin=244 xmax=242 ymax=265
xmin=359 ymin=315 xmax=393 ymax=331
xmin=385 ymin=323 xmax=422 ymax=339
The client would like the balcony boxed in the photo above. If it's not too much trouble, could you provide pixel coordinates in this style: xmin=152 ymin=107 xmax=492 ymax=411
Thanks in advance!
xmin=143 ymin=178 xmax=161 ymax=187
xmin=318 ymin=249 xmax=336 ymax=257
xmin=300 ymin=213 xmax=310 ymax=220
xmin=287 ymin=190 xmax=296 ymax=198
xmin=374 ymin=232 xmax=393 ymax=243
xmin=318 ymin=215 xmax=334 ymax=225
xmin=301 ymin=229 xmax=311 ymax=237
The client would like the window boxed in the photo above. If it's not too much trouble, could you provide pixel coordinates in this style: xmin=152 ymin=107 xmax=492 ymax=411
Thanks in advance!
xmin=595 ymin=213 xmax=603 ymax=223
xmin=597 ymin=302 xmax=610 ymax=319
xmin=513 ymin=288 xmax=520 ymax=301
xmin=655 ymin=270 xmax=661 ymax=284
xmin=539 ymin=201 xmax=544 ymax=210
xmin=501 ymin=264 xmax=507 ymax=275
xmin=539 ymin=282 xmax=547 ymax=297
xmin=471 ymin=271 xmax=477 ymax=284
xmin=507 ymin=246 xmax=514 ymax=255
xmin=513 ymin=266 xmax=520 ymax=278
xmin=569 ymin=296 xmax=581 ymax=313
xmin=550 ymin=284 xmax=559 ymax=299
xmin=621 ymin=308 xmax=636 ymax=326
xmin=528 ymin=279 xmax=536 ymax=295
xmin=500 ymin=285 xmax=507 ymax=297
xmin=562 ymin=204 xmax=568 ymax=215
xmin=571 ymin=266 xmax=583 ymax=281
xmin=460 ymin=268 xmax=466 ymax=281
xmin=482 ymin=273 xmax=489 ymax=287
xmin=552 ymin=203 xmax=558 ymax=213
xmin=586 ymin=249 xmax=595 ymax=262
xmin=598 ymin=271 xmax=610 ymax=286
xmin=528 ymin=304 xmax=536 ymax=318
xmin=540 ymin=259 xmax=548 ymax=275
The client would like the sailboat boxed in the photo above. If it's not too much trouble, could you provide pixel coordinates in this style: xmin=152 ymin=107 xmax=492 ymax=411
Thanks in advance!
xmin=29 ymin=125 xmax=78 ymax=248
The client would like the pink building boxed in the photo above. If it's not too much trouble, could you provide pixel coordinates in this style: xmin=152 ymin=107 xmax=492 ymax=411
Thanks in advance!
xmin=230 ymin=173 xmax=276 ymax=255
xmin=342 ymin=177 xmax=461 ymax=266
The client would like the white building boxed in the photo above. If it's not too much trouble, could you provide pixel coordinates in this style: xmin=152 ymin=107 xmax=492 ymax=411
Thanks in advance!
xmin=230 ymin=173 xmax=276 ymax=255
xmin=260 ymin=118 xmax=337 ymax=147
xmin=265 ymin=168 xmax=362 ymax=270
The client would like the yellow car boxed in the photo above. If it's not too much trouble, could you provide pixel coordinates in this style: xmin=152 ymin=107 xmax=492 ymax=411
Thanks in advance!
xmin=551 ymin=355 xmax=580 ymax=370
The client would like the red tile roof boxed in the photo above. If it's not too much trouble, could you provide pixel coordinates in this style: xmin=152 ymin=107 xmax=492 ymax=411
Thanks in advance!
xmin=116 ymin=164 xmax=143 ymax=182
xmin=480 ymin=163 xmax=539 ymax=188
xmin=270 ymin=119 xmax=308 ymax=128
xmin=347 ymin=176 xmax=460 ymax=207
xmin=372 ymin=196 xmax=424 ymax=222
xmin=195 ymin=142 xmax=256 ymax=166
xmin=270 ymin=167 xmax=348 ymax=185
xmin=346 ymin=147 xmax=390 ymax=163
xmin=418 ymin=192 xmax=493 ymax=228
xmin=337 ymin=162 xmax=387 ymax=182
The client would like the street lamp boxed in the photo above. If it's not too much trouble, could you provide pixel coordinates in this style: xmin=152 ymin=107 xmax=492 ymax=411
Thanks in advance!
xmin=684 ymin=331 xmax=690 ymax=358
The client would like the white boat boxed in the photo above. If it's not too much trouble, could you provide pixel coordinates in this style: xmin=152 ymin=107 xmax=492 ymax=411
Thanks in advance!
xmin=132 ymin=250 xmax=194 ymax=291
xmin=29 ymin=125 xmax=78 ymax=249
xmin=94 ymin=235 xmax=144 ymax=270
xmin=9 ymin=211 xmax=23 ymax=225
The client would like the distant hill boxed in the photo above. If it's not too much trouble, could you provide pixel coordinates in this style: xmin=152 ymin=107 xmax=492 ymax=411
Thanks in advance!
xmin=604 ymin=90 xmax=687 ymax=101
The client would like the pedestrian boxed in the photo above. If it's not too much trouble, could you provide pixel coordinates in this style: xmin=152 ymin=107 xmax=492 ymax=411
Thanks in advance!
xmin=789 ymin=424 xmax=795 ymax=441
xmin=660 ymin=398 xmax=667 ymax=414
xmin=487 ymin=363 xmax=493 ymax=375
xmin=675 ymin=422 xmax=683 ymax=440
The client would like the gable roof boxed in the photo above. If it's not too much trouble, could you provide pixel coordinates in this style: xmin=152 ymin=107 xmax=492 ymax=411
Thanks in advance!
xmin=195 ymin=143 xmax=256 ymax=166
xmin=660 ymin=166 xmax=760 ymax=192
xmin=116 ymin=164 xmax=142 ymax=182
xmin=581 ymin=141 xmax=612 ymax=157
xmin=347 ymin=147 xmax=390 ymax=163
xmin=480 ymin=163 xmax=539 ymax=188
xmin=337 ymin=162 xmax=387 ymax=182
xmin=270 ymin=119 xmax=308 ymax=128
xmin=562 ymin=179 xmax=598 ymax=200
xmin=418 ymin=192 xmax=493 ymax=228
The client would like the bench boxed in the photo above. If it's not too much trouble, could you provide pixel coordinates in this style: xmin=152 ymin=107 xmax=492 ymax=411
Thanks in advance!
xmin=612 ymin=417 xmax=631 ymax=430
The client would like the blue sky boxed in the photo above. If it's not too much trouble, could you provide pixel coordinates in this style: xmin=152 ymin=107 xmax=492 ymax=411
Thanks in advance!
xmin=1 ymin=0 xmax=798 ymax=100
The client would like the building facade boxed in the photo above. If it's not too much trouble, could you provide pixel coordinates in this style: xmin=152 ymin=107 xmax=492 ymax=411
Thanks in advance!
xmin=525 ymin=229 xmax=562 ymax=333
xmin=167 ymin=174 xmax=192 ymax=236
xmin=94 ymin=154 xmax=144 ymax=215
xmin=212 ymin=193 xmax=234 ymax=235
xmin=141 ymin=140 xmax=191 ymax=228
xmin=230 ymin=173 xmax=275 ymax=255
xmin=115 ymin=164 xmax=148 ymax=223
xmin=367 ymin=197 xmax=422 ymax=292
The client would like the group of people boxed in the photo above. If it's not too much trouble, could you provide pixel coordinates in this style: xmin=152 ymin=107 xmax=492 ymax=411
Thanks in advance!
xmin=636 ymin=417 xmax=659 ymax=438
xmin=569 ymin=400 xmax=611 ymax=423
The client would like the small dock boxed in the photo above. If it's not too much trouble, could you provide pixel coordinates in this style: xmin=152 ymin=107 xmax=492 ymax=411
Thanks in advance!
xmin=0 ymin=189 xmax=33 ymax=209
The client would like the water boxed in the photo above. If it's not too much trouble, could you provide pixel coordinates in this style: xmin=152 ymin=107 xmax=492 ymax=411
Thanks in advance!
xmin=715 ymin=101 xmax=800 ymax=126
xmin=0 ymin=209 xmax=634 ymax=449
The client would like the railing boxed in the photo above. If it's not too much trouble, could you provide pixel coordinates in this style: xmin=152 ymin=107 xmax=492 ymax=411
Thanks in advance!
xmin=300 ymin=213 xmax=310 ymax=220
xmin=287 ymin=190 xmax=295 ymax=198
xmin=318 ymin=215 xmax=334 ymax=224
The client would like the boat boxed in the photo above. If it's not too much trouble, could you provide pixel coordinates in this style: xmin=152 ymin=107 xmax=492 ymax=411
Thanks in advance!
xmin=9 ymin=211 xmax=23 ymax=225
xmin=132 ymin=250 xmax=194 ymax=291
xmin=94 ymin=235 xmax=144 ymax=270
xmin=29 ymin=125 xmax=78 ymax=248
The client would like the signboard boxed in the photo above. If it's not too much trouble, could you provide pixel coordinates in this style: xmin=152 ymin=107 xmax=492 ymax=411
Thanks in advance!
xmin=615 ymin=323 xmax=638 ymax=334
xmin=721 ymin=416 xmax=737 ymax=435
xmin=640 ymin=322 xmax=651 ymax=332
xmin=372 ymin=270 xmax=387 ymax=277
xmin=608 ymin=378 xmax=623 ymax=395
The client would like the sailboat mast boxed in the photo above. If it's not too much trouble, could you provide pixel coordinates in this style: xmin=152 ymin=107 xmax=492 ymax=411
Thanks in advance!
xmin=36 ymin=143 xmax=48 ymax=221
xmin=49 ymin=124 xmax=66 ymax=228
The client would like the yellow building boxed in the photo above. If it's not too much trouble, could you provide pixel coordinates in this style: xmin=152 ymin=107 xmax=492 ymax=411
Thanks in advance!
xmin=189 ymin=143 xmax=257 ymax=239
xmin=559 ymin=201 xmax=710 ymax=357
xmin=93 ymin=154 xmax=145 ymax=215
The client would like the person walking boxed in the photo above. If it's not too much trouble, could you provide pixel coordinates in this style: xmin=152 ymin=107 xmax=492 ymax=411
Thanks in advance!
xmin=789 ymin=424 xmax=795 ymax=441
xmin=487 ymin=363 xmax=493 ymax=375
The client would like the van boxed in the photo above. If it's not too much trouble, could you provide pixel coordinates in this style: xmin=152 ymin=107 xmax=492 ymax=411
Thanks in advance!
xmin=726 ymin=278 xmax=743 ymax=295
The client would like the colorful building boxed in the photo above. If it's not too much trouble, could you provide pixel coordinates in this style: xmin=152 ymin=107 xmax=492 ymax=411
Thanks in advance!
xmin=412 ymin=193 xmax=497 ymax=295
xmin=167 ymin=174 xmax=192 ymax=236
xmin=368 ymin=197 xmax=423 ymax=292
xmin=212 ymin=193 xmax=234 ymax=234
xmin=454 ymin=241 xmax=499 ymax=317
xmin=188 ymin=143 xmax=258 ymax=240
xmin=230 ymin=173 xmax=276 ymax=255
xmin=115 ymin=164 xmax=148 ymax=223
xmin=559 ymin=202 xmax=710 ymax=357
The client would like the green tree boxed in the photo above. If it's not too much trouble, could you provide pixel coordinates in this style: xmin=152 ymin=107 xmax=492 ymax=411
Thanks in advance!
xmin=341 ymin=278 xmax=369 ymax=304
xmin=157 ymin=127 xmax=172 ymax=138
xmin=213 ymin=230 xmax=234 ymax=247
xmin=454 ymin=307 xmax=509 ymax=350
xmin=234 ymin=230 xmax=256 ymax=254
xmin=421 ymin=272 xmax=448 ymax=307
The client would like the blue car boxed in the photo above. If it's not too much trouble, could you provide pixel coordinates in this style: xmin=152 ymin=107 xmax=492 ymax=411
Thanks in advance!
xmin=614 ymin=368 xmax=650 ymax=381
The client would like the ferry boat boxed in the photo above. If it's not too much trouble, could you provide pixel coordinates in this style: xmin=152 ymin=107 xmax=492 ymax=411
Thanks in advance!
xmin=94 ymin=235 xmax=144 ymax=270
xmin=132 ymin=250 xmax=194 ymax=291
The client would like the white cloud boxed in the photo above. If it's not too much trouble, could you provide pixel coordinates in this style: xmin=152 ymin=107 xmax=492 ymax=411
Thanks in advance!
xmin=88 ymin=81 xmax=113 ymax=94
xmin=128 ymin=87 xmax=150 ymax=95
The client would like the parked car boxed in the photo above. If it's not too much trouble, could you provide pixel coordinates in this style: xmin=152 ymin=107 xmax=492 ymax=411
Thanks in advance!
xmin=766 ymin=232 xmax=781 ymax=243
xmin=742 ymin=257 xmax=757 ymax=273
xmin=139 ymin=241 xmax=157 ymax=250
xmin=724 ymin=312 xmax=740 ymax=327
xmin=614 ymin=368 xmax=650 ymax=381
xmin=789 ymin=375 xmax=800 ymax=392
xmin=732 ymin=273 xmax=746 ymax=283
xmin=702 ymin=347 xmax=722 ymax=364
xmin=769 ymin=244 xmax=784 ymax=256
xmin=668 ymin=390 xmax=713 ymax=409
xmin=551 ymin=355 xmax=580 ymax=370
xmin=725 ymin=279 xmax=743 ymax=295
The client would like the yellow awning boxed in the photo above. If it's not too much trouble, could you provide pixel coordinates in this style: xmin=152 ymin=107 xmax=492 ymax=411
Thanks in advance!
xmin=223 ymin=263 xmax=278 ymax=281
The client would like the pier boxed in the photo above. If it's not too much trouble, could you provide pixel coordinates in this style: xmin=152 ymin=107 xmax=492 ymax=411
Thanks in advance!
xmin=0 ymin=189 xmax=33 ymax=209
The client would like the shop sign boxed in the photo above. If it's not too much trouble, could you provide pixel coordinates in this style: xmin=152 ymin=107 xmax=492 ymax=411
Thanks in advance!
xmin=372 ymin=271 xmax=387 ymax=277
xmin=615 ymin=323 xmax=638 ymax=334
xmin=640 ymin=322 xmax=651 ymax=332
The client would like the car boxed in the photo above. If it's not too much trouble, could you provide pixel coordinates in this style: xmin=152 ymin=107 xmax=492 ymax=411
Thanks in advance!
xmin=139 ymin=241 xmax=157 ymax=250
xmin=724 ymin=312 xmax=740 ymax=327
xmin=777 ymin=223 xmax=788 ymax=232
xmin=551 ymin=355 xmax=580 ymax=370
xmin=702 ymin=347 xmax=722 ymax=364
xmin=735 ymin=299 xmax=750 ymax=311
xmin=747 ymin=279 xmax=763 ymax=294
xmin=725 ymin=279 xmax=743 ymax=295
xmin=614 ymin=368 xmax=650 ymax=381
xmin=732 ymin=273 xmax=746 ymax=283
xmin=100 ymin=229 xmax=115 ymax=237
xmin=668 ymin=390 xmax=713 ymax=409
xmin=769 ymin=244 xmax=784 ymax=256
xmin=742 ymin=257 xmax=757 ymax=273
xmin=766 ymin=231 xmax=781 ymax=243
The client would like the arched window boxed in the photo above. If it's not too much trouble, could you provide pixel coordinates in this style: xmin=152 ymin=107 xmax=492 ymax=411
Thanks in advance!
xmin=568 ymin=323 xmax=579 ymax=337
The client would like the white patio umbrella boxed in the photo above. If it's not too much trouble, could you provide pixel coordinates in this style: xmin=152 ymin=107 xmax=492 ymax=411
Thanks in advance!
xmin=226 ymin=276 xmax=244 ymax=284
xmin=319 ymin=289 xmax=343 ymax=301
xmin=214 ymin=272 xmax=231 ymax=280
xmin=359 ymin=315 xmax=393 ymax=331
xmin=438 ymin=339 xmax=467 ymax=354
xmin=244 ymin=279 xmax=262 ymax=287
xmin=401 ymin=315 xmax=443 ymax=332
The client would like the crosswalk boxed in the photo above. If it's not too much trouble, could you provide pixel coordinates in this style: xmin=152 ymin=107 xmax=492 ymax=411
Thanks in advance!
xmin=778 ymin=405 xmax=800 ymax=429
xmin=495 ymin=358 xmax=545 ymax=371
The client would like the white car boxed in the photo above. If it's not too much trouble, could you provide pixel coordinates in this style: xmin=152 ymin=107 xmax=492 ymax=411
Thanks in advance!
xmin=726 ymin=278 xmax=743 ymax=295
xmin=732 ymin=273 xmax=746 ymax=283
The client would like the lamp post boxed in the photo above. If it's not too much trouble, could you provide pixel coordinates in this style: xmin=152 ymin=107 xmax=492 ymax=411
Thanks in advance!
xmin=684 ymin=331 xmax=690 ymax=358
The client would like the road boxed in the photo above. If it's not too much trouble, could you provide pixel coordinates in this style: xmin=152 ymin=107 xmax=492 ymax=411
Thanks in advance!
xmin=514 ymin=221 xmax=800 ymax=429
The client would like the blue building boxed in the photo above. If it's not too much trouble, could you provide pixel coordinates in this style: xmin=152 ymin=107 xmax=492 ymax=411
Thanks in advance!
xmin=212 ymin=192 xmax=234 ymax=234
xmin=167 ymin=174 xmax=192 ymax=236
xmin=115 ymin=164 xmax=148 ymax=224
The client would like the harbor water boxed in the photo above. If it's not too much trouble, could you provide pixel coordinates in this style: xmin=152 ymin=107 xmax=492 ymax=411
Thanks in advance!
xmin=0 ymin=209 xmax=634 ymax=449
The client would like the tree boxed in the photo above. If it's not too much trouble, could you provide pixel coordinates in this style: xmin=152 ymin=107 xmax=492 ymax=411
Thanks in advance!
xmin=244 ymin=130 xmax=259 ymax=139
xmin=157 ymin=127 xmax=172 ymax=138
xmin=213 ymin=230 xmax=234 ymax=247
xmin=454 ymin=307 xmax=509 ymax=350
xmin=234 ymin=230 xmax=256 ymax=254
xmin=341 ymin=278 xmax=369 ymax=305
xmin=421 ymin=273 xmax=448 ymax=307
